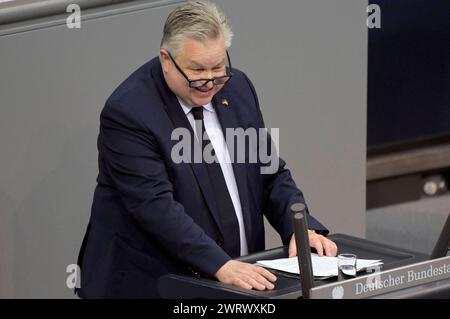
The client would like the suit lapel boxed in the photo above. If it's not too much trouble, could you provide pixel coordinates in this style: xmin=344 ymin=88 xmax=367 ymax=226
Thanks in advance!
xmin=212 ymin=92 xmax=254 ymax=247
xmin=150 ymin=63 xmax=224 ymax=236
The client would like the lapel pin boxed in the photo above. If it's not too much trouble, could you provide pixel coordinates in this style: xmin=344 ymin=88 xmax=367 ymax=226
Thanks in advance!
xmin=221 ymin=98 xmax=229 ymax=107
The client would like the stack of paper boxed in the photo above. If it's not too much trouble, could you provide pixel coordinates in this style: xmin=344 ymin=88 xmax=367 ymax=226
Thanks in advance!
xmin=257 ymin=254 xmax=383 ymax=278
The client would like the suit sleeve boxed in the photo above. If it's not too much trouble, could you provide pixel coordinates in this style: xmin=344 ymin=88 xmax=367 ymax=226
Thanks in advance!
xmin=98 ymin=101 xmax=230 ymax=276
xmin=242 ymin=74 xmax=329 ymax=244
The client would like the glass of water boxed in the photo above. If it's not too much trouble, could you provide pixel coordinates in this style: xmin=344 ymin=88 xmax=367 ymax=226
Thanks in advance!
xmin=338 ymin=253 xmax=357 ymax=281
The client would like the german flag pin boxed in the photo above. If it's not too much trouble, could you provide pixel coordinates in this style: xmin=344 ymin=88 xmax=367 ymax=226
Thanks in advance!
xmin=221 ymin=98 xmax=229 ymax=107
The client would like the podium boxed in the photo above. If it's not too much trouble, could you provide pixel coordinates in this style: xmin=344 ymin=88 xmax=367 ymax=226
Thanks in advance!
xmin=158 ymin=234 xmax=433 ymax=299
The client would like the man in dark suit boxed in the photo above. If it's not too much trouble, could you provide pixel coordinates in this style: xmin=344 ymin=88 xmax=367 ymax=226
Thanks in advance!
xmin=77 ymin=0 xmax=337 ymax=298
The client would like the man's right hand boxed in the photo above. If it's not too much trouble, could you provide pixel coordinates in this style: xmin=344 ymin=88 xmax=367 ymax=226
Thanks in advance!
xmin=214 ymin=260 xmax=277 ymax=290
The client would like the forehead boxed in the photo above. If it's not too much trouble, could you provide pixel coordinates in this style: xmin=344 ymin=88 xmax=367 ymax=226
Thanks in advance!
xmin=178 ymin=37 xmax=227 ymax=65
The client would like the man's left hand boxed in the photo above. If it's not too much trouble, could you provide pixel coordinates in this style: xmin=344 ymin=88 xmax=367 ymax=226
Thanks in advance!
xmin=288 ymin=230 xmax=338 ymax=257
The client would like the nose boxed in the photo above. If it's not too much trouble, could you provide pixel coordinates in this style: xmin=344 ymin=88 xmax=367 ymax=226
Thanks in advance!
xmin=205 ymin=70 xmax=213 ymax=79
xmin=196 ymin=80 xmax=214 ymax=92
xmin=204 ymin=80 xmax=214 ymax=89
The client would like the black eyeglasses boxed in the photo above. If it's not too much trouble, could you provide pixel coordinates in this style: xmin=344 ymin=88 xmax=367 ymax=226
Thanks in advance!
xmin=167 ymin=50 xmax=233 ymax=91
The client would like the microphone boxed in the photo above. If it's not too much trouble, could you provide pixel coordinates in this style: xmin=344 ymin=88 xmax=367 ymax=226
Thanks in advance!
xmin=291 ymin=203 xmax=314 ymax=299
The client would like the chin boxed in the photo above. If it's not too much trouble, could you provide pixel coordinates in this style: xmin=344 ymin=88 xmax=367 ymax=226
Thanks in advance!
xmin=191 ymin=93 xmax=215 ymax=106
xmin=193 ymin=97 xmax=213 ymax=105
xmin=185 ymin=87 xmax=220 ymax=106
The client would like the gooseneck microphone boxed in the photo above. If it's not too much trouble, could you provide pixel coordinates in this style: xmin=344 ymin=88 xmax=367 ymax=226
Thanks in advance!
xmin=291 ymin=203 xmax=314 ymax=299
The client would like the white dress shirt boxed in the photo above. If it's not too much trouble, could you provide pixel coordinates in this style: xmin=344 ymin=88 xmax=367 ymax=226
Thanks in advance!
xmin=177 ymin=98 xmax=248 ymax=256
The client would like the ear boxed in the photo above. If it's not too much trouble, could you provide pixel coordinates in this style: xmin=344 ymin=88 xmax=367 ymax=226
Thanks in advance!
xmin=159 ymin=49 xmax=171 ymax=74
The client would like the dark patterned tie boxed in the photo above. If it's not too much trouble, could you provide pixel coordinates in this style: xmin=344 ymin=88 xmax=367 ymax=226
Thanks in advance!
xmin=190 ymin=106 xmax=241 ymax=257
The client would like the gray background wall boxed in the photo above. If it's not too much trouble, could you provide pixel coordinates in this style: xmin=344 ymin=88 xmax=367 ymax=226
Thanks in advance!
xmin=367 ymin=195 xmax=450 ymax=254
xmin=0 ymin=0 xmax=368 ymax=298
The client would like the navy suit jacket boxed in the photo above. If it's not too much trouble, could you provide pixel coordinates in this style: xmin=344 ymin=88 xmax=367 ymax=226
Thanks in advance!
xmin=77 ymin=57 xmax=328 ymax=298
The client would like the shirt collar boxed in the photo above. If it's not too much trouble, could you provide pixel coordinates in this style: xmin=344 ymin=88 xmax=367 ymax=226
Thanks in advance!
xmin=177 ymin=97 xmax=215 ymax=115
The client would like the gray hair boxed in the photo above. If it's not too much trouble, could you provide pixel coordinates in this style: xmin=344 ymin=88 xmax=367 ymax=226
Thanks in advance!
xmin=161 ymin=1 xmax=233 ymax=57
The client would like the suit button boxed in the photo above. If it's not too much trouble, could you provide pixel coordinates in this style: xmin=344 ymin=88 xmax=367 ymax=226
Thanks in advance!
xmin=216 ymin=239 xmax=224 ymax=247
